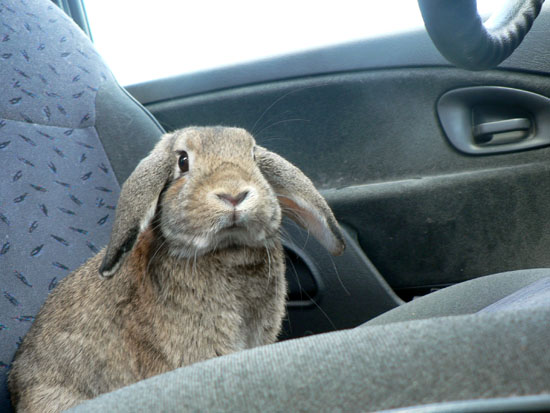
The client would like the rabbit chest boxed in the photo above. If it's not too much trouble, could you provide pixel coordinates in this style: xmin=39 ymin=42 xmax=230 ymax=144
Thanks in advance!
xmin=125 ymin=241 xmax=287 ymax=372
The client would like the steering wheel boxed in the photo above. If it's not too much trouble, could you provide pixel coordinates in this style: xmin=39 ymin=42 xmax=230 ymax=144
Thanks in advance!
xmin=418 ymin=0 xmax=545 ymax=70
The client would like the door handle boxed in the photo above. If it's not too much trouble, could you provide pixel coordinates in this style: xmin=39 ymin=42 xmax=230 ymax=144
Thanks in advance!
xmin=473 ymin=118 xmax=531 ymax=145
xmin=437 ymin=86 xmax=550 ymax=155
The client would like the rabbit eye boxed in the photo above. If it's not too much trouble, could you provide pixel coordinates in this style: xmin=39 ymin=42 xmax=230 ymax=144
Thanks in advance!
xmin=178 ymin=151 xmax=189 ymax=173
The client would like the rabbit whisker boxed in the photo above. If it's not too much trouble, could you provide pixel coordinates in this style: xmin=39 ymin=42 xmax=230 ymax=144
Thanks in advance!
xmin=146 ymin=235 xmax=170 ymax=277
xmin=304 ymin=289 xmax=338 ymax=331
xmin=280 ymin=209 xmax=312 ymax=250
xmin=264 ymin=243 xmax=272 ymax=293
xmin=251 ymin=89 xmax=299 ymax=134
xmin=328 ymin=252 xmax=350 ymax=296
xmin=192 ymin=248 xmax=198 ymax=279
xmin=285 ymin=248 xmax=304 ymax=302
xmin=256 ymin=135 xmax=293 ymax=146
xmin=255 ymin=118 xmax=310 ymax=138
xmin=251 ymin=83 xmax=327 ymax=135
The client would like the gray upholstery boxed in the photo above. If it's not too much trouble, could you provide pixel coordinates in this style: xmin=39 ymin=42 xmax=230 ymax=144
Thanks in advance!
xmin=69 ymin=271 xmax=550 ymax=412
xmin=0 ymin=1 xmax=163 ymax=411
xmin=365 ymin=268 xmax=550 ymax=326
xmin=479 ymin=275 xmax=550 ymax=313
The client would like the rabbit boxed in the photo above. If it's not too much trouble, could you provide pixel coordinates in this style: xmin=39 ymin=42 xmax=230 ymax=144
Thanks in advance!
xmin=8 ymin=126 xmax=345 ymax=413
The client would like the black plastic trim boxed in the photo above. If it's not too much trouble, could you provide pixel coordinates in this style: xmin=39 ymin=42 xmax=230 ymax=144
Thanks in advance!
xmin=95 ymin=81 xmax=165 ymax=185
xmin=279 ymin=221 xmax=402 ymax=340
xmin=283 ymin=242 xmax=322 ymax=307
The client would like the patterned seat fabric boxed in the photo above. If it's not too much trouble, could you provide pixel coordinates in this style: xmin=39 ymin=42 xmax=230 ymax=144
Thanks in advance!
xmin=0 ymin=1 xmax=129 ymax=410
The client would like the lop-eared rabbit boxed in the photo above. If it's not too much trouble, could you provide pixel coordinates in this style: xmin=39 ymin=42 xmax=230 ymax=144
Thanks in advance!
xmin=9 ymin=127 xmax=345 ymax=412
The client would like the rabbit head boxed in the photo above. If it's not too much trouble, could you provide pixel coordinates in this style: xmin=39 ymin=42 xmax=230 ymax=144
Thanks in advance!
xmin=99 ymin=127 xmax=345 ymax=278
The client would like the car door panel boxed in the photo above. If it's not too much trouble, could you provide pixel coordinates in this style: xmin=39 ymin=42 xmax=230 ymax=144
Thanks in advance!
xmin=119 ymin=7 xmax=550 ymax=338
xmin=138 ymin=67 xmax=550 ymax=296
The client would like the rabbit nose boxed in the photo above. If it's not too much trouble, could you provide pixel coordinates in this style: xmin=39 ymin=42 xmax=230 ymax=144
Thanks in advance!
xmin=216 ymin=190 xmax=249 ymax=207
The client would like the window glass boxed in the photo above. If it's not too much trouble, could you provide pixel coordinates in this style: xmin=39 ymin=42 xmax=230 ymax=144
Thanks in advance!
xmin=84 ymin=0 xmax=508 ymax=86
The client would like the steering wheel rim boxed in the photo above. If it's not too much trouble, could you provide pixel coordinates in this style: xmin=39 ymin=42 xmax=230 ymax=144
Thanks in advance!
xmin=418 ymin=0 xmax=545 ymax=70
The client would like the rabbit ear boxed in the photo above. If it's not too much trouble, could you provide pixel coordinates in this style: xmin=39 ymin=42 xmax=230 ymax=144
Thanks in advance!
xmin=255 ymin=146 xmax=345 ymax=256
xmin=99 ymin=136 xmax=174 ymax=278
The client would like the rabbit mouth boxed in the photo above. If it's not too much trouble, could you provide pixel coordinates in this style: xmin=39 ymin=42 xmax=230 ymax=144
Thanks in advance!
xmin=217 ymin=224 xmax=265 ymax=244
xmin=165 ymin=223 xmax=271 ymax=258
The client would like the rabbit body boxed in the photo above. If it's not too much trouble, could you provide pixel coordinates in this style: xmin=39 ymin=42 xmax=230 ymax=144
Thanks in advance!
xmin=10 ymin=236 xmax=285 ymax=412
xmin=9 ymin=127 xmax=344 ymax=412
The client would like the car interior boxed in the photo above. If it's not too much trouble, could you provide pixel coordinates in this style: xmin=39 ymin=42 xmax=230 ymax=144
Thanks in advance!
xmin=1 ymin=0 xmax=550 ymax=411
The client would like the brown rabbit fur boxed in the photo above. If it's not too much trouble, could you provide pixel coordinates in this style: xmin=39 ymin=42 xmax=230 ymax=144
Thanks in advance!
xmin=8 ymin=127 xmax=345 ymax=412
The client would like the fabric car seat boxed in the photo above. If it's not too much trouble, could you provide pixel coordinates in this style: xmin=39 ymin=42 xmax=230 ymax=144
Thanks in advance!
xmin=70 ymin=270 xmax=550 ymax=412
xmin=0 ymin=1 xmax=163 ymax=411
xmin=1 ymin=1 xmax=549 ymax=412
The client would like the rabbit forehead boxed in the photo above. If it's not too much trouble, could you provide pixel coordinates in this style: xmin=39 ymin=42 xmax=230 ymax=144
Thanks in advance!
xmin=172 ymin=127 xmax=255 ymax=155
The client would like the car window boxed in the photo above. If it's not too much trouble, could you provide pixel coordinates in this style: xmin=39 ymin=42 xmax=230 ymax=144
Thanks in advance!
xmin=84 ymin=0 xmax=508 ymax=87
